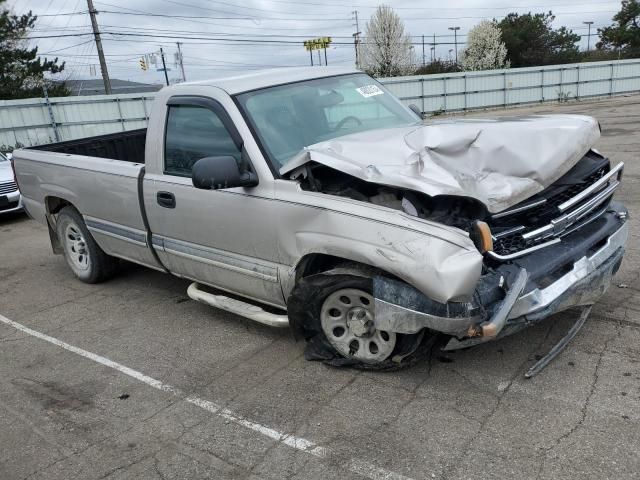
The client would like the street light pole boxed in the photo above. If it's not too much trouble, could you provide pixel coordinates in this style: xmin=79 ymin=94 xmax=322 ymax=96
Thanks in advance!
xmin=448 ymin=26 xmax=460 ymax=64
xmin=583 ymin=21 xmax=594 ymax=52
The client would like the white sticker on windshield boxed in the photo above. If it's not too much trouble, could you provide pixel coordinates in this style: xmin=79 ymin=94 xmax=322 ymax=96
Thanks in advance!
xmin=356 ymin=85 xmax=384 ymax=98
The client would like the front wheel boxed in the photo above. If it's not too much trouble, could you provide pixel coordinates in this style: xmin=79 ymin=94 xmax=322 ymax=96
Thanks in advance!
xmin=56 ymin=206 xmax=119 ymax=283
xmin=320 ymin=287 xmax=397 ymax=364
xmin=288 ymin=270 xmax=437 ymax=370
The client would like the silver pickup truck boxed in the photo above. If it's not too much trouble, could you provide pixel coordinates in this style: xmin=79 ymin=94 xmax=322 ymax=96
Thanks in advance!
xmin=13 ymin=67 xmax=628 ymax=369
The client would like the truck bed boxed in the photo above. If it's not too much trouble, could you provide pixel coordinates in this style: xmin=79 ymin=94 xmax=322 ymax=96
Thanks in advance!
xmin=30 ymin=128 xmax=146 ymax=164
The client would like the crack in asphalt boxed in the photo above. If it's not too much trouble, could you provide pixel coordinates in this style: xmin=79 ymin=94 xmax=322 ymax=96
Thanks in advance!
xmin=439 ymin=321 xmax=557 ymax=480
xmin=533 ymin=317 xmax=622 ymax=480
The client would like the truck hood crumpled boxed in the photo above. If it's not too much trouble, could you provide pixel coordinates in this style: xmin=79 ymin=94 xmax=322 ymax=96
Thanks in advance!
xmin=281 ymin=115 xmax=601 ymax=213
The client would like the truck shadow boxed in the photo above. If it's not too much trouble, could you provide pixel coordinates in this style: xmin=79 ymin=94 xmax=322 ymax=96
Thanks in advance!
xmin=0 ymin=210 xmax=29 ymax=227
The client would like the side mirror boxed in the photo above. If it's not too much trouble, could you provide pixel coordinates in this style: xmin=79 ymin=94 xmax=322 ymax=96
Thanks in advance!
xmin=192 ymin=156 xmax=258 ymax=190
xmin=409 ymin=104 xmax=425 ymax=119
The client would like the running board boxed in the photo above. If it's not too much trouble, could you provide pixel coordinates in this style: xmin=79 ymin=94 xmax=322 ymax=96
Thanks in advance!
xmin=187 ymin=283 xmax=289 ymax=328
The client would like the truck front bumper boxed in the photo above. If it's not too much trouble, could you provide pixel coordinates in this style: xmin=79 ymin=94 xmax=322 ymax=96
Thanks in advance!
xmin=373 ymin=203 xmax=628 ymax=348
xmin=0 ymin=190 xmax=22 ymax=214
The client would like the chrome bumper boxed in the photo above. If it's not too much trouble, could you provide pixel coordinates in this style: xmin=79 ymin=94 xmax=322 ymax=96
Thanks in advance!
xmin=509 ymin=220 xmax=627 ymax=319
xmin=374 ymin=219 xmax=628 ymax=342
xmin=0 ymin=191 xmax=22 ymax=214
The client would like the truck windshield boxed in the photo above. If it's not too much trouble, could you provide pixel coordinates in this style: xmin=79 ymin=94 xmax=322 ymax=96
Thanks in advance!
xmin=235 ymin=73 xmax=419 ymax=170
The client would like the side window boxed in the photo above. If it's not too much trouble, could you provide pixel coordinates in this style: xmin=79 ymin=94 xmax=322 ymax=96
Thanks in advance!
xmin=164 ymin=104 xmax=241 ymax=177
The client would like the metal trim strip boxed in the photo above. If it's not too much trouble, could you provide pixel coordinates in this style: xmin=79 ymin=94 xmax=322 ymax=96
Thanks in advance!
xmin=487 ymin=238 xmax=562 ymax=261
xmin=492 ymin=225 xmax=525 ymax=240
xmin=84 ymin=218 xmax=148 ymax=246
xmin=155 ymin=235 xmax=279 ymax=283
xmin=491 ymin=198 xmax=547 ymax=219
xmin=558 ymin=162 xmax=624 ymax=212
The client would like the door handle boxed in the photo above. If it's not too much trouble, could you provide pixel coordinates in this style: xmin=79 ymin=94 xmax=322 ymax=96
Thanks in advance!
xmin=157 ymin=191 xmax=176 ymax=209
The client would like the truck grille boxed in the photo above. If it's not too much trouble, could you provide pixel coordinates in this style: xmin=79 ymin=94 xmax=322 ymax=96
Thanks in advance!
xmin=488 ymin=153 xmax=623 ymax=261
xmin=0 ymin=180 xmax=18 ymax=195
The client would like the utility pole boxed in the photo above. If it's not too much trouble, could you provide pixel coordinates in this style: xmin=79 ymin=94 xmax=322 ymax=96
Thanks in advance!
xmin=421 ymin=35 xmax=425 ymax=67
xmin=160 ymin=47 xmax=169 ymax=86
xmin=583 ymin=21 xmax=594 ymax=52
xmin=176 ymin=42 xmax=186 ymax=82
xmin=86 ymin=0 xmax=111 ymax=95
xmin=433 ymin=33 xmax=436 ymax=62
xmin=449 ymin=26 xmax=460 ymax=64
xmin=352 ymin=10 xmax=361 ymax=69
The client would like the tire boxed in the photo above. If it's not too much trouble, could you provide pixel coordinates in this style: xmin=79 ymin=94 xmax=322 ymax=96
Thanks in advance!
xmin=288 ymin=270 xmax=439 ymax=370
xmin=56 ymin=206 xmax=119 ymax=283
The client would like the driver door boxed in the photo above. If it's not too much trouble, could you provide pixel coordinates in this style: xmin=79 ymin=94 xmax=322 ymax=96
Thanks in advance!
xmin=143 ymin=96 xmax=284 ymax=307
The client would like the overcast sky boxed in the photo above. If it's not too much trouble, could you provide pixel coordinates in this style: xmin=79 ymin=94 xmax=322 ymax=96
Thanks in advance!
xmin=11 ymin=0 xmax=623 ymax=85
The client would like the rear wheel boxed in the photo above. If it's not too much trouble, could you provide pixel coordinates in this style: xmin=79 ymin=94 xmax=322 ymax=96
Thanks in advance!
xmin=56 ymin=206 xmax=118 ymax=283
xmin=288 ymin=268 xmax=437 ymax=370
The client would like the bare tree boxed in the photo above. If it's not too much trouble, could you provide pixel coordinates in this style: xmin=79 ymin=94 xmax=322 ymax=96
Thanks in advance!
xmin=360 ymin=5 xmax=416 ymax=77
xmin=460 ymin=20 xmax=510 ymax=71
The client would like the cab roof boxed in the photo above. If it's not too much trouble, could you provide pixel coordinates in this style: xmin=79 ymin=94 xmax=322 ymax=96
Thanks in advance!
xmin=167 ymin=66 xmax=360 ymax=95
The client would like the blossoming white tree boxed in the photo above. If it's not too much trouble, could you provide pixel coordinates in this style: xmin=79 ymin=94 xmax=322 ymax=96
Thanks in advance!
xmin=460 ymin=20 xmax=510 ymax=71
xmin=360 ymin=5 xmax=416 ymax=77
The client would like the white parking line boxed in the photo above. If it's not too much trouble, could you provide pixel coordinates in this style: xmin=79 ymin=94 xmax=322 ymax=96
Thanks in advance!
xmin=0 ymin=314 xmax=415 ymax=480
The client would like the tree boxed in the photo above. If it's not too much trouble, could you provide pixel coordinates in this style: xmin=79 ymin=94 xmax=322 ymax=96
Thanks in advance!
xmin=460 ymin=20 xmax=510 ymax=71
xmin=0 ymin=0 xmax=68 ymax=100
xmin=498 ymin=12 xmax=581 ymax=67
xmin=414 ymin=60 xmax=460 ymax=75
xmin=598 ymin=0 xmax=640 ymax=58
xmin=360 ymin=5 xmax=416 ymax=77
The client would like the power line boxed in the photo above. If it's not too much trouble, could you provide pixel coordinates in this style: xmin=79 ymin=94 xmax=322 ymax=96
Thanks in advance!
xmin=27 ymin=28 xmax=604 ymax=44
xmin=38 ymin=8 xmax=619 ymax=23
xmin=157 ymin=0 xmax=352 ymax=17
xmin=218 ymin=0 xmax=620 ymax=9
xmin=97 ymin=10 xmax=351 ymax=21
xmin=66 ymin=24 xmax=371 ymax=39
xmin=95 ymin=0 xmax=622 ymax=13
xmin=34 ymin=22 xmax=606 ymax=39
xmin=38 ymin=10 xmax=88 ymax=17
xmin=93 ymin=1 xmax=351 ymax=31
xmin=41 ymin=39 xmax=94 ymax=54
xmin=41 ymin=0 xmax=83 ymax=53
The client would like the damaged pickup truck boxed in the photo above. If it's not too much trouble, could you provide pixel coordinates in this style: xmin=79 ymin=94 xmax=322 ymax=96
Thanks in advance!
xmin=13 ymin=67 xmax=628 ymax=369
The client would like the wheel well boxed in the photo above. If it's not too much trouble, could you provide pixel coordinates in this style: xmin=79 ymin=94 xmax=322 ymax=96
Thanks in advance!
xmin=45 ymin=196 xmax=73 ymax=215
xmin=295 ymin=254 xmax=382 ymax=281
xmin=44 ymin=197 xmax=75 ymax=254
